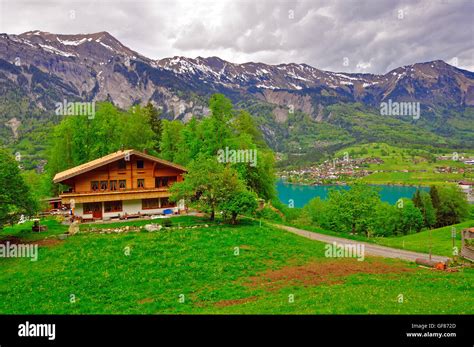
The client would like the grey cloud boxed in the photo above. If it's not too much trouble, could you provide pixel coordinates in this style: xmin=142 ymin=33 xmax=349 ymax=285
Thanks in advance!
xmin=0 ymin=0 xmax=472 ymax=73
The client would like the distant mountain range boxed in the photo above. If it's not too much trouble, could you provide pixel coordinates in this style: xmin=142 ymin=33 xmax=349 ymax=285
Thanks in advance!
xmin=1 ymin=30 xmax=473 ymax=166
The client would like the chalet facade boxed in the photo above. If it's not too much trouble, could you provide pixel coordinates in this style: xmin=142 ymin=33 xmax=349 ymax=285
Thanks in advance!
xmin=53 ymin=150 xmax=186 ymax=220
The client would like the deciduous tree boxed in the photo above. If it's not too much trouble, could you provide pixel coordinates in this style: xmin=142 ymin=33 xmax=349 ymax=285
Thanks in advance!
xmin=0 ymin=149 xmax=36 ymax=229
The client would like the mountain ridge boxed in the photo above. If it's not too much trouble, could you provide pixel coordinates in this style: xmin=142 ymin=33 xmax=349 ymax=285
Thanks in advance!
xmin=1 ymin=30 xmax=473 ymax=167
xmin=3 ymin=31 xmax=473 ymax=103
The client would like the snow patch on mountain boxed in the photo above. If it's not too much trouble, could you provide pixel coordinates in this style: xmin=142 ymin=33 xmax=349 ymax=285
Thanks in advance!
xmin=39 ymin=44 xmax=76 ymax=57
xmin=57 ymin=37 xmax=88 ymax=46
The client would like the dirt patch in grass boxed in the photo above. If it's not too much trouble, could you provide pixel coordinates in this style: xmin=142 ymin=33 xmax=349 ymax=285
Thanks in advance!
xmin=0 ymin=237 xmax=63 ymax=248
xmin=247 ymin=258 xmax=413 ymax=291
xmin=214 ymin=296 xmax=258 ymax=308
xmin=34 ymin=239 xmax=63 ymax=247
xmin=0 ymin=236 xmax=23 ymax=245
xmin=138 ymin=298 xmax=154 ymax=304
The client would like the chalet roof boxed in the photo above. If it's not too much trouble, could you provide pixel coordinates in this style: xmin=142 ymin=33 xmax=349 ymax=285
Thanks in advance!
xmin=53 ymin=149 xmax=186 ymax=184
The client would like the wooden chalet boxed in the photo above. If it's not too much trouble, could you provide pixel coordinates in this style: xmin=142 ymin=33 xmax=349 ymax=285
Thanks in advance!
xmin=53 ymin=149 xmax=186 ymax=220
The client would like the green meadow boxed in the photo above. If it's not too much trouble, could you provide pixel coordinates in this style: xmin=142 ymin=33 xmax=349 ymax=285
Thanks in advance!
xmin=0 ymin=217 xmax=472 ymax=314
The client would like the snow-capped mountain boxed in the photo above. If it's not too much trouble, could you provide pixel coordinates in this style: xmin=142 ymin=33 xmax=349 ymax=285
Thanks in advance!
xmin=1 ymin=30 xmax=473 ymax=149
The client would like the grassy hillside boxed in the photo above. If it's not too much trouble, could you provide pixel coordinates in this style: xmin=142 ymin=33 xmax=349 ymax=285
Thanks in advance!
xmin=335 ymin=143 xmax=474 ymax=185
xmin=0 ymin=217 xmax=472 ymax=314
xmin=372 ymin=221 xmax=474 ymax=257
xmin=271 ymin=102 xmax=474 ymax=168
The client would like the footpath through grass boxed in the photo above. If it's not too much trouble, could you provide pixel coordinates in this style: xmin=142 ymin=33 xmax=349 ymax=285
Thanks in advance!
xmin=0 ymin=217 xmax=472 ymax=314
xmin=289 ymin=220 xmax=474 ymax=258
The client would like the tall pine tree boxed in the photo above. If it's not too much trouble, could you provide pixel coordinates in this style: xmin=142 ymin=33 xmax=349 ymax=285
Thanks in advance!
xmin=145 ymin=102 xmax=162 ymax=152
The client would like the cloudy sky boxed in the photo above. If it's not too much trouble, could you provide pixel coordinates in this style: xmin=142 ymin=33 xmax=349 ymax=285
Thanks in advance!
xmin=0 ymin=0 xmax=473 ymax=74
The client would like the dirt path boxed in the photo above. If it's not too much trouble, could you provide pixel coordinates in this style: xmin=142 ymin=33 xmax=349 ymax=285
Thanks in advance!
xmin=273 ymin=224 xmax=450 ymax=263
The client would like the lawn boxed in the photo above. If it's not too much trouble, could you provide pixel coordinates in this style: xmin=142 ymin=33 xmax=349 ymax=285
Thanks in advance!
xmin=0 ymin=217 xmax=69 ymax=242
xmin=79 ymin=215 xmax=214 ymax=231
xmin=0 ymin=217 xmax=472 ymax=314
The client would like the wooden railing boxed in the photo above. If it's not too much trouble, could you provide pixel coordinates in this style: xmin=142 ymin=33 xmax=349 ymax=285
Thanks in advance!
xmin=61 ymin=187 xmax=170 ymax=196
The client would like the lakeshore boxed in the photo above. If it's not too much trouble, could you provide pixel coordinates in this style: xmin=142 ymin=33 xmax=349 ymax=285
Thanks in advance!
xmin=276 ymin=180 xmax=429 ymax=207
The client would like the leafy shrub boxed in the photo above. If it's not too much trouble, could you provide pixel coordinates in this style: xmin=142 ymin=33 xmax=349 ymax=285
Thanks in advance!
xmin=255 ymin=207 xmax=283 ymax=222
xmin=299 ymin=184 xmax=425 ymax=236
xmin=271 ymin=198 xmax=302 ymax=222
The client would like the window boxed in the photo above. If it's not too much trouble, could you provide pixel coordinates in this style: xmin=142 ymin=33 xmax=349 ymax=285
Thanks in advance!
xmin=136 ymin=160 xmax=144 ymax=169
xmin=83 ymin=203 xmax=101 ymax=215
xmin=161 ymin=197 xmax=174 ymax=208
xmin=83 ymin=203 xmax=93 ymax=214
xmin=104 ymin=201 xmax=122 ymax=213
xmin=118 ymin=160 xmax=126 ymax=170
xmin=137 ymin=179 xmax=145 ymax=188
xmin=100 ymin=181 xmax=108 ymax=191
xmin=155 ymin=176 xmax=177 ymax=188
xmin=91 ymin=181 xmax=99 ymax=191
xmin=142 ymin=198 xmax=160 ymax=209
xmin=110 ymin=180 xmax=117 ymax=191
xmin=119 ymin=180 xmax=126 ymax=189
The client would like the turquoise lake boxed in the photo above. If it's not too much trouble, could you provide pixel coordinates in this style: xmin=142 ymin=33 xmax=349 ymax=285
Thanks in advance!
xmin=276 ymin=180 xmax=428 ymax=208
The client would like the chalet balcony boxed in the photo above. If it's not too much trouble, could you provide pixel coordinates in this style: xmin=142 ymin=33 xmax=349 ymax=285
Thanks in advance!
xmin=61 ymin=186 xmax=171 ymax=195
xmin=59 ymin=187 xmax=173 ymax=204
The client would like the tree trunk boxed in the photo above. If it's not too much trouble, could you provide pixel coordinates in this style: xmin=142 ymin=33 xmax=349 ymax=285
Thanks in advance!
xmin=210 ymin=209 xmax=215 ymax=221
xmin=231 ymin=212 xmax=238 ymax=225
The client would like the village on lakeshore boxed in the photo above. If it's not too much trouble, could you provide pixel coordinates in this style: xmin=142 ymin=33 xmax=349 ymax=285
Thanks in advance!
xmin=278 ymin=153 xmax=474 ymax=187
xmin=279 ymin=156 xmax=385 ymax=185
